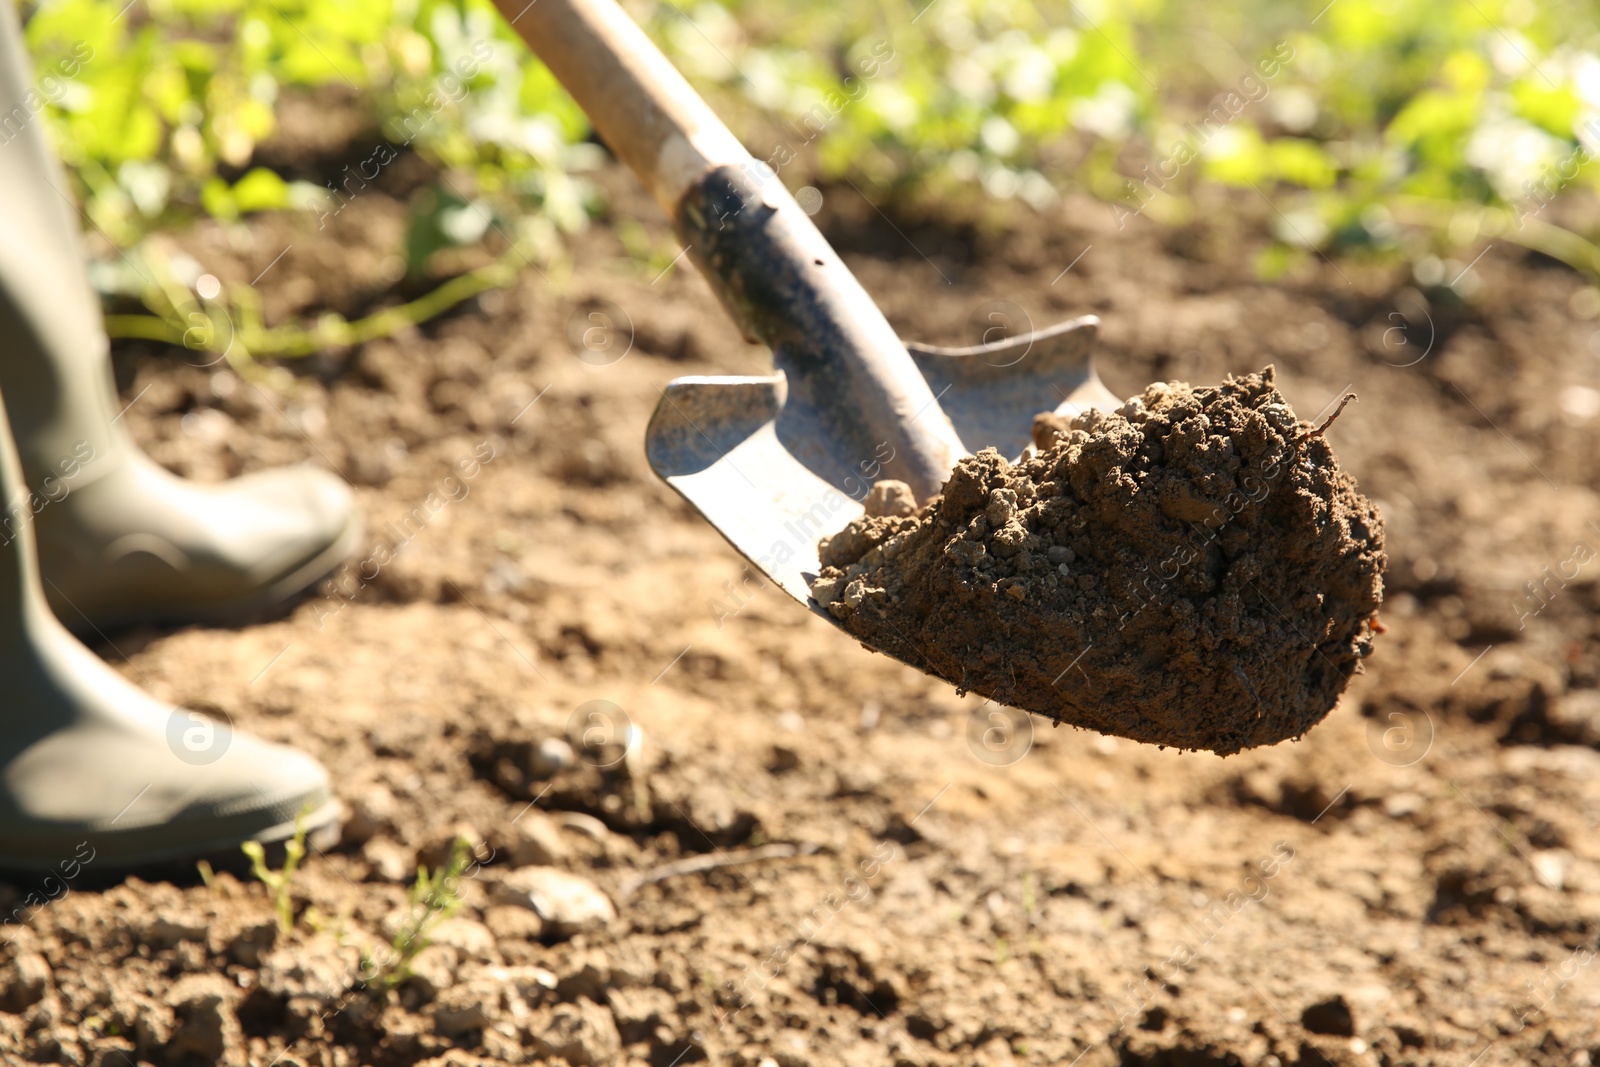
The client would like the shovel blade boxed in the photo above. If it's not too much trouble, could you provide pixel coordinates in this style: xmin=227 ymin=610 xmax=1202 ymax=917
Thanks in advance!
xmin=644 ymin=317 xmax=1121 ymax=614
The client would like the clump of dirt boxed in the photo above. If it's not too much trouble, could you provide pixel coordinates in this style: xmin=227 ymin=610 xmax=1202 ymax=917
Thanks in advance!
xmin=811 ymin=368 xmax=1386 ymax=754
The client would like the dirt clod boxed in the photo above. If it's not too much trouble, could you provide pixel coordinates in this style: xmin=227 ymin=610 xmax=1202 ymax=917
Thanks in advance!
xmin=165 ymin=974 xmax=243 ymax=1065
xmin=492 ymin=867 xmax=617 ymax=938
xmin=811 ymin=368 xmax=1386 ymax=754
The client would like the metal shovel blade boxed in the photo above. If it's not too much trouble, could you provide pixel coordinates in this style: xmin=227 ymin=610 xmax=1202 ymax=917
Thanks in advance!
xmin=644 ymin=316 xmax=1122 ymax=618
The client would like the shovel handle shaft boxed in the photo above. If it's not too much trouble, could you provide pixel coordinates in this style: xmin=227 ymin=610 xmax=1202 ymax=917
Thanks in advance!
xmin=492 ymin=0 xmax=750 ymax=217
xmin=495 ymin=0 xmax=968 ymax=502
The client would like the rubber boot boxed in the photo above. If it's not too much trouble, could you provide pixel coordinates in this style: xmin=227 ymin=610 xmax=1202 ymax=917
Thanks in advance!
xmin=0 ymin=378 xmax=339 ymax=877
xmin=0 ymin=7 xmax=360 ymax=630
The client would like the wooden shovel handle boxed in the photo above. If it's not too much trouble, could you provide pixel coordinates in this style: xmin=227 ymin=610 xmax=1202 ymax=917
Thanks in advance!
xmin=494 ymin=0 xmax=969 ymax=502
xmin=492 ymin=0 xmax=752 ymax=217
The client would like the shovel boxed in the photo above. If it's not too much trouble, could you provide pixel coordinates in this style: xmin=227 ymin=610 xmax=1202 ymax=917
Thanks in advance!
xmin=499 ymin=0 xmax=1120 ymax=629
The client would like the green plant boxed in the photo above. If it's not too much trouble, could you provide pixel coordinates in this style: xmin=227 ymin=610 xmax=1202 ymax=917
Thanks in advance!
xmin=23 ymin=0 xmax=592 ymax=373
xmin=241 ymin=814 xmax=309 ymax=935
xmin=683 ymin=0 xmax=1600 ymax=275
xmin=23 ymin=0 xmax=595 ymax=246
xmin=101 ymin=239 xmax=526 ymax=378
xmin=362 ymin=835 xmax=472 ymax=994
xmin=22 ymin=0 xmax=1600 ymax=358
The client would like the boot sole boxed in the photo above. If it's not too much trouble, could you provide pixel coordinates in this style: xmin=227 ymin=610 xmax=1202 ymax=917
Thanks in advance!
xmin=0 ymin=795 xmax=343 ymax=889
xmin=57 ymin=511 xmax=366 ymax=634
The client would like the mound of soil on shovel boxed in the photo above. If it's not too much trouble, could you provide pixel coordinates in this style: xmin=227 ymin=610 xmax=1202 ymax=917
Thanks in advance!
xmin=810 ymin=367 xmax=1386 ymax=754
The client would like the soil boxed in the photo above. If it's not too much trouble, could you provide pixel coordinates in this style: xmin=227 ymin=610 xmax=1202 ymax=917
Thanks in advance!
xmin=5 ymin=106 xmax=1600 ymax=1067
xmin=811 ymin=370 xmax=1387 ymax=755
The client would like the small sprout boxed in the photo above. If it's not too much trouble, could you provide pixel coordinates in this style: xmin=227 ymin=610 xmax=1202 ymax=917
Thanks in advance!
xmin=241 ymin=811 xmax=310 ymax=935
xmin=363 ymin=835 xmax=472 ymax=995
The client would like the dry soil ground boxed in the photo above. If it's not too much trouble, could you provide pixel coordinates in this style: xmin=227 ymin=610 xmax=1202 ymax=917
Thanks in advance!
xmin=3 ymin=139 xmax=1600 ymax=1067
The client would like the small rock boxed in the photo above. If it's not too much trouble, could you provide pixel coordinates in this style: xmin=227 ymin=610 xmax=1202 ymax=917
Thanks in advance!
xmin=343 ymin=784 xmax=398 ymax=845
xmin=133 ymin=912 xmax=209 ymax=950
xmin=400 ymin=945 xmax=459 ymax=1004
xmin=430 ymin=980 xmax=498 ymax=1037
xmin=226 ymin=919 xmax=277 ymax=969
xmin=1382 ymin=792 xmax=1422 ymax=818
xmin=165 ymin=974 xmax=243 ymax=1066
xmin=417 ymin=823 xmax=486 ymax=873
xmin=832 ymin=762 xmax=885 ymax=797
xmin=426 ymin=918 xmax=498 ymax=962
xmin=985 ymin=487 xmax=1018 ymax=526
xmin=258 ymin=936 xmax=360 ymax=1005
xmin=607 ymin=986 xmax=675 ymax=1040
xmin=533 ymin=998 xmax=622 ymax=1067
xmin=974 ymin=1035 xmax=1018 ymax=1067
xmin=554 ymin=949 xmax=611 ymax=1001
xmin=0 ymin=951 xmax=50 ymax=1013
xmin=482 ymin=964 xmax=559 ymax=1002
xmin=863 ymin=480 xmax=916 ymax=518
xmin=1032 ymin=411 xmax=1073 ymax=449
xmin=87 ymin=1036 xmax=137 ymax=1067
xmin=362 ymin=837 xmax=413 ymax=883
xmin=556 ymin=812 xmax=611 ymax=841
xmin=1531 ymin=848 xmax=1574 ymax=891
xmin=484 ymin=904 xmax=545 ymax=945
xmin=501 ymin=813 xmax=570 ymax=868
xmin=771 ymin=1029 xmax=812 ymax=1067
xmin=492 ymin=868 xmax=616 ymax=938
xmin=610 ymin=948 xmax=657 ymax=993
xmin=530 ymin=737 xmax=576 ymax=778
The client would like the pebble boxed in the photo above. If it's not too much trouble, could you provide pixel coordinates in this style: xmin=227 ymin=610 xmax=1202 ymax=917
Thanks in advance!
xmin=425 ymin=918 xmax=498 ymax=962
xmin=530 ymin=737 xmax=576 ymax=779
xmin=863 ymin=480 xmax=916 ymax=518
xmin=0 ymin=951 xmax=49 ymax=1012
xmin=533 ymin=998 xmax=622 ymax=1067
xmin=1531 ymin=849 xmax=1574 ymax=891
xmin=343 ymin=784 xmax=398 ymax=845
xmin=164 ymin=974 xmax=241 ymax=1063
xmin=502 ymin=812 xmax=570 ymax=867
xmin=225 ymin=918 xmax=277 ymax=968
xmin=402 ymin=945 xmax=459 ymax=1003
xmin=362 ymin=838 xmax=413 ymax=883
xmin=415 ymin=822 xmax=486 ymax=872
xmin=492 ymin=868 xmax=617 ymax=937
xmin=484 ymin=903 xmax=546 ymax=945
xmin=430 ymin=979 xmax=502 ymax=1037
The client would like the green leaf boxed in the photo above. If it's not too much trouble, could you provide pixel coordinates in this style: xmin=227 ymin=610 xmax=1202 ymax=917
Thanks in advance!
xmin=1269 ymin=137 xmax=1338 ymax=189
xmin=404 ymin=186 xmax=469 ymax=276
xmin=230 ymin=167 xmax=290 ymax=212
xmin=1511 ymin=81 xmax=1581 ymax=139
xmin=200 ymin=176 xmax=236 ymax=220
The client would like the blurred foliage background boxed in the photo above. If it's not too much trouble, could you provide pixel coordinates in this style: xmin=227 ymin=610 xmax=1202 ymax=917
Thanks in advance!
xmin=16 ymin=0 xmax=1600 ymax=357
